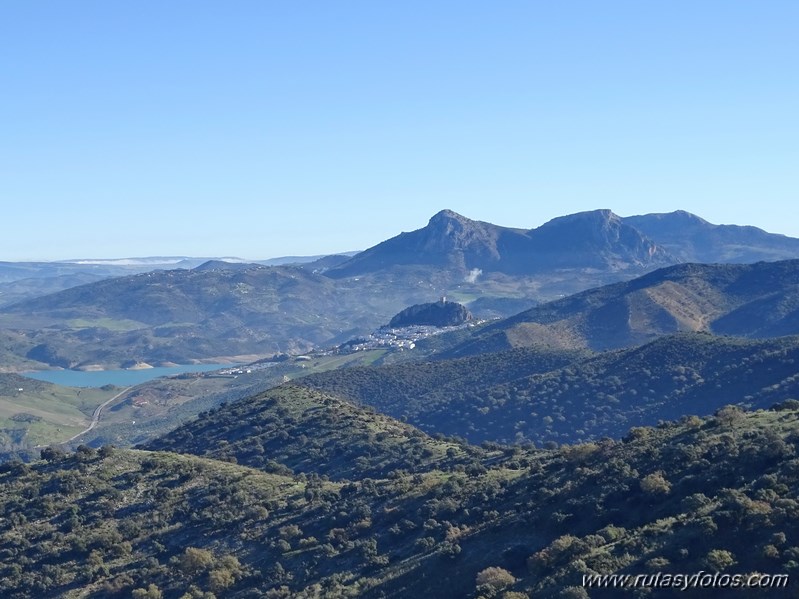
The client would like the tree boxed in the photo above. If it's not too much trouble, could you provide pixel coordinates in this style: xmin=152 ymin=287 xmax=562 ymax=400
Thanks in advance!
xmin=714 ymin=405 xmax=744 ymax=428
xmin=40 ymin=446 xmax=66 ymax=461
xmin=75 ymin=444 xmax=97 ymax=461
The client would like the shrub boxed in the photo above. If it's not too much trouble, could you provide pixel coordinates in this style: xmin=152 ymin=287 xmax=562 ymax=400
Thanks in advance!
xmin=40 ymin=447 xmax=67 ymax=462
xmin=640 ymin=472 xmax=671 ymax=495
xmin=704 ymin=549 xmax=736 ymax=571
xmin=132 ymin=585 xmax=163 ymax=599
xmin=559 ymin=587 xmax=590 ymax=598
xmin=179 ymin=547 xmax=215 ymax=576
xmin=476 ymin=566 xmax=516 ymax=591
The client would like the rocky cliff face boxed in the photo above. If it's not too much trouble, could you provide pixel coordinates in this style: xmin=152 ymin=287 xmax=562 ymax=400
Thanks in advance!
xmin=524 ymin=209 xmax=673 ymax=271
xmin=388 ymin=300 xmax=473 ymax=328
xmin=327 ymin=210 xmax=527 ymax=277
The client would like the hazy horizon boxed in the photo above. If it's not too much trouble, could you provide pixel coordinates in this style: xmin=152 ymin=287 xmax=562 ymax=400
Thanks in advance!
xmin=7 ymin=205 xmax=796 ymax=263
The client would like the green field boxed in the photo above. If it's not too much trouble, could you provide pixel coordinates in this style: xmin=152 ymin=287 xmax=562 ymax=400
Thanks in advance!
xmin=0 ymin=374 xmax=119 ymax=452
xmin=287 ymin=349 xmax=388 ymax=376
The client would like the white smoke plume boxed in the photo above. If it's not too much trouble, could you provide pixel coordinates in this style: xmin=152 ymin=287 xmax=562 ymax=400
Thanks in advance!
xmin=464 ymin=268 xmax=482 ymax=283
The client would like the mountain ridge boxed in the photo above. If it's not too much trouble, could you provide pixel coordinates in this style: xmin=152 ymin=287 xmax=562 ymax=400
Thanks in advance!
xmin=328 ymin=208 xmax=675 ymax=277
xmin=625 ymin=210 xmax=799 ymax=263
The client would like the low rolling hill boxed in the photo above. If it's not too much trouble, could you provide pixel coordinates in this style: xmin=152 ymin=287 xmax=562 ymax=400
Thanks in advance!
xmin=0 ymin=264 xmax=458 ymax=369
xmin=144 ymin=384 xmax=488 ymax=480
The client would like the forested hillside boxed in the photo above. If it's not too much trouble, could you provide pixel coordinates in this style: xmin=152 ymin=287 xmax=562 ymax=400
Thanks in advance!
xmin=300 ymin=333 xmax=799 ymax=445
xmin=144 ymin=385 xmax=489 ymax=481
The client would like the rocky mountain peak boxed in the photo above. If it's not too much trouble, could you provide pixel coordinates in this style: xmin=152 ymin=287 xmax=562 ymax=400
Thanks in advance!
xmin=539 ymin=208 xmax=620 ymax=229
xmin=428 ymin=209 xmax=470 ymax=225
xmin=425 ymin=210 xmax=480 ymax=241
xmin=627 ymin=210 xmax=711 ymax=232
xmin=527 ymin=209 xmax=673 ymax=269
xmin=670 ymin=210 xmax=710 ymax=224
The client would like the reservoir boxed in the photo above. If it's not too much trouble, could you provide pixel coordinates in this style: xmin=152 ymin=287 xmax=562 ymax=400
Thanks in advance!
xmin=23 ymin=363 xmax=235 ymax=388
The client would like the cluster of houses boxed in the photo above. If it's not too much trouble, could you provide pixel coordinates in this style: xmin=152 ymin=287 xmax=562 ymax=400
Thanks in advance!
xmin=333 ymin=321 xmax=481 ymax=354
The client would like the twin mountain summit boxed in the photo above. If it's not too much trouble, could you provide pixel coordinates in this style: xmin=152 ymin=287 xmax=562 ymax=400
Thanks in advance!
xmin=329 ymin=208 xmax=799 ymax=276
xmin=2 ymin=208 xmax=799 ymax=598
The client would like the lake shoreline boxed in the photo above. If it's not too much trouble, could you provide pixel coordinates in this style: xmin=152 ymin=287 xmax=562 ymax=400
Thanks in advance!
xmin=21 ymin=362 xmax=245 ymax=388
xmin=20 ymin=354 xmax=263 ymax=374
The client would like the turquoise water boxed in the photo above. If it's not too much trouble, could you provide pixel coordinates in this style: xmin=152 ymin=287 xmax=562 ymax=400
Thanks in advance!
xmin=23 ymin=363 xmax=236 ymax=388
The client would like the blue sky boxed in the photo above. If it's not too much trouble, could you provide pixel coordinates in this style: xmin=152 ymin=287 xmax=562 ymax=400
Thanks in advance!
xmin=2 ymin=1 xmax=797 ymax=260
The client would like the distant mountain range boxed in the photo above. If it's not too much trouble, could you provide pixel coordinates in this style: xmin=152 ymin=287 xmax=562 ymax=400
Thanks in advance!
xmin=1 ymin=266 xmax=369 ymax=368
xmin=0 ymin=253 xmax=359 ymax=307
xmin=3 ymin=208 xmax=799 ymax=369
xmin=0 ymin=253 xmax=362 ymax=283
xmin=0 ymin=258 xmax=227 ymax=285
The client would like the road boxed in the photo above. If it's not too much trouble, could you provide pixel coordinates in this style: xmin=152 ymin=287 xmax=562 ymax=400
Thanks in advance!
xmin=63 ymin=386 xmax=133 ymax=444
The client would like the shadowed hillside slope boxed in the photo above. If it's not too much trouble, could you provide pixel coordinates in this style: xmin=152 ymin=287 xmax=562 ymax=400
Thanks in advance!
xmin=300 ymin=333 xmax=799 ymax=446
xmin=444 ymin=260 xmax=799 ymax=356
